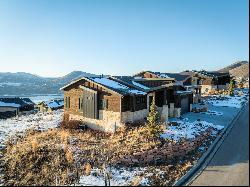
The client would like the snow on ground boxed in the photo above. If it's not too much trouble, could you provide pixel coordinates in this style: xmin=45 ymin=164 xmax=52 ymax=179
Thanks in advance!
xmin=160 ymin=119 xmax=224 ymax=141
xmin=0 ymin=110 xmax=63 ymax=146
xmin=0 ymin=82 xmax=22 ymax=87
xmin=200 ymin=110 xmax=223 ymax=116
xmin=205 ymin=91 xmax=249 ymax=109
xmin=78 ymin=167 xmax=149 ymax=186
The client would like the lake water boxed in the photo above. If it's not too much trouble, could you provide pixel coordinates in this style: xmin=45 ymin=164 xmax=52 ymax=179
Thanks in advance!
xmin=26 ymin=94 xmax=64 ymax=104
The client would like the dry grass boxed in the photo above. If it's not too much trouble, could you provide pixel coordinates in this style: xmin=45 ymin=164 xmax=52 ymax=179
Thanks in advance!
xmin=2 ymin=124 xmax=172 ymax=186
xmin=103 ymin=126 xmax=165 ymax=165
xmin=2 ymin=128 xmax=109 ymax=186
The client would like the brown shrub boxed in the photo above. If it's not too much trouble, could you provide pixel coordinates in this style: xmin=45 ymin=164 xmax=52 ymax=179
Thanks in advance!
xmin=84 ymin=163 xmax=92 ymax=176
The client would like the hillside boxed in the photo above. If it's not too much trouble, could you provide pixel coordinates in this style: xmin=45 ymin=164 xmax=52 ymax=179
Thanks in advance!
xmin=0 ymin=71 xmax=99 ymax=95
xmin=218 ymin=61 xmax=248 ymax=73
xmin=229 ymin=62 xmax=249 ymax=79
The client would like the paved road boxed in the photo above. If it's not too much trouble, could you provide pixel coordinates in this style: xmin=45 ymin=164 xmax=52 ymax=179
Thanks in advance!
xmin=190 ymin=104 xmax=249 ymax=186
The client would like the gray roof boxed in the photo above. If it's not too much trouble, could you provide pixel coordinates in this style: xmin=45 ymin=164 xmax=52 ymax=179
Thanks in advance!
xmin=0 ymin=97 xmax=35 ymax=108
xmin=60 ymin=76 xmax=147 ymax=96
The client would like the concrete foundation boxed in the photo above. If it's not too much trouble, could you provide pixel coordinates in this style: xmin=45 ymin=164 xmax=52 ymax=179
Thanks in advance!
xmin=121 ymin=109 xmax=148 ymax=123
xmin=69 ymin=110 xmax=122 ymax=133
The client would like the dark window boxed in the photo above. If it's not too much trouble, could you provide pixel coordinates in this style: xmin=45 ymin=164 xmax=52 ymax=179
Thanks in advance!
xmin=65 ymin=97 xmax=67 ymax=108
xmin=100 ymin=99 xmax=108 ymax=110
xmin=79 ymin=98 xmax=83 ymax=111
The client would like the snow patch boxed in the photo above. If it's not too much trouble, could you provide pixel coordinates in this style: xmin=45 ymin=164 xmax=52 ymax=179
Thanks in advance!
xmin=159 ymin=73 xmax=170 ymax=78
xmin=200 ymin=110 xmax=223 ymax=116
xmin=90 ymin=78 xmax=129 ymax=90
xmin=161 ymin=119 xmax=224 ymax=141
xmin=0 ymin=110 xmax=63 ymax=146
xmin=128 ymin=89 xmax=147 ymax=95
xmin=78 ymin=167 xmax=149 ymax=186
xmin=132 ymin=81 xmax=149 ymax=90
xmin=0 ymin=82 xmax=22 ymax=87
xmin=205 ymin=95 xmax=248 ymax=108
xmin=90 ymin=78 xmax=147 ymax=95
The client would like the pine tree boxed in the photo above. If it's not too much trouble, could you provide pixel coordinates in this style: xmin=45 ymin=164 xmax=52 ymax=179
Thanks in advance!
xmin=228 ymin=79 xmax=235 ymax=96
xmin=146 ymin=97 xmax=163 ymax=139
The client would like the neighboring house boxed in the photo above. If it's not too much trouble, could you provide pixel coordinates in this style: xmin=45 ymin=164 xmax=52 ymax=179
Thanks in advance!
xmin=0 ymin=97 xmax=35 ymax=119
xmin=142 ymin=71 xmax=192 ymax=86
xmin=194 ymin=70 xmax=231 ymax=94
xmin=0 ymin=101 xmax=20 ymax=119
xmin=180 ymin=70 xmax=231 ymax=94
xmin=131 ymin=71 xmax=193 ymax=117
xmin=37 ymin=99 xmax=64 ymax=112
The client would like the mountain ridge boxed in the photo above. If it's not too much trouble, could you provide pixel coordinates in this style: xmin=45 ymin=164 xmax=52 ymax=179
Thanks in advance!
xmin=218 ymin=60 xmax=249 ymax=73
xmin=0 ymin=71 xmax=99 ymax=95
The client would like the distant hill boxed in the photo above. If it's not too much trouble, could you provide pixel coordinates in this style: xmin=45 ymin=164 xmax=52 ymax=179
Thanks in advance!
xmin=218 ymin=61 xmax=249 ymax=73
xmin=0 ymin=71 xmax=99 ymax=95
xmin=229 ymin=62 xmax=249 ymax=79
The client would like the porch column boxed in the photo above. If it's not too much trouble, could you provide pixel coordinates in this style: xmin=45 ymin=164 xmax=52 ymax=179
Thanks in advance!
xmin=163 ymin=89 xmax=167 ymax=105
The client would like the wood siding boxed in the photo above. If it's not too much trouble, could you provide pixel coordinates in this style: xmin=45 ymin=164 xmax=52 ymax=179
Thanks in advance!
xmin=64 ymin=88 xmax=84 ymax=116
xmin=64 ymin=79 xmax=122 ymax=117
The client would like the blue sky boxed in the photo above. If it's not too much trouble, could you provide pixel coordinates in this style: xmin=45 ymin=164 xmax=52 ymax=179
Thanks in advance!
xmin=0 ymin=0 xmax=249 ymax=77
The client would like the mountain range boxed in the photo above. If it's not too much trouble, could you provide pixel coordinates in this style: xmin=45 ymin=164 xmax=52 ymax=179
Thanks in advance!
xmin=0 ymin=71 xmax=98 ymax=95
xmin=0 ymin=61 xmax=249 ymax=96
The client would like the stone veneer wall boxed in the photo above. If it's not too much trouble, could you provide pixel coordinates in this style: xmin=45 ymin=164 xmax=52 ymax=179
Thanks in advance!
xmin=159 ymin=105 xmax=168 ymax=122
xmin=69 ymin=110 xmax=122 ymax=133
xmin=193 ymin=93 xmax=201 ymax=104
xmin=121 ymin=109 xmax=148 ymax=123
xmin=115 ymin=128 xmax=212 ymax=166
xmin=168 ymin=103 xmax=181 ymax=118
xmin=201 ymin=85 xmax=217 ymax=94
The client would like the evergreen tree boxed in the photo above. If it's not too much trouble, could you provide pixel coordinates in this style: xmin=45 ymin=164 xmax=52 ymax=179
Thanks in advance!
xmin=228 ymin=79 xmax=235 ymax=96
xmin=146 ymin=97 xmax=163 ymax=138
